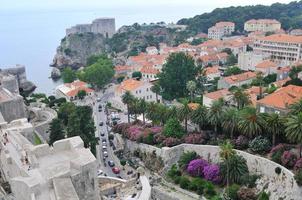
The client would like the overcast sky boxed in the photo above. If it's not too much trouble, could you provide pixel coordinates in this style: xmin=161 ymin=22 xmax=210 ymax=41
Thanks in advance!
xmin=1 ymin=0 xmax=294 ymax=11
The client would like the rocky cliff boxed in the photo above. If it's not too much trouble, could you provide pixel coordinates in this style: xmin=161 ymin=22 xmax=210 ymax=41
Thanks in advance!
xmin=51 ymin=24 xmax=191 ymax=76
xmin=51 ymin=33 xmax=107 ymax=69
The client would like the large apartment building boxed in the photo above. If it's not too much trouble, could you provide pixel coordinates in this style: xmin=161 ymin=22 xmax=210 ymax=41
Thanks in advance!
xmin=244 ymin=19 xmax=281 ymax=33
xmin=208 ymin=22 xmax=235 ymax=40
xmin=253 ymin=34 xmax=302 ymax=65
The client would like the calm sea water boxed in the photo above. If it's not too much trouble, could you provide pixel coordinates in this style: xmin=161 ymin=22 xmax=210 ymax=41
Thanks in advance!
xmin=0 ymin=5 xmax=209 ymax=95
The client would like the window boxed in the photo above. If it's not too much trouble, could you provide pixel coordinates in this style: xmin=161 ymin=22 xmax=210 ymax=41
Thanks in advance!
xmin=260 ymin=106 xmax=265 ymax=113
xmin=147 ymin=96 xmax=149 ymax=100
xmin=146 ymin=88 xmax=149 ymax=91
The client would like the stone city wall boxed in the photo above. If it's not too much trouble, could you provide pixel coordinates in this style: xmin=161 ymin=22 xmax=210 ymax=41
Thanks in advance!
xmin=125 ymin=140 xmax=302 ymax=200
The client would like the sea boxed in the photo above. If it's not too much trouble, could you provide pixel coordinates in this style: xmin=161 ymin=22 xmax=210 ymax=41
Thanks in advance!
xmin=0 ymin=5 xmax=213 ymax=95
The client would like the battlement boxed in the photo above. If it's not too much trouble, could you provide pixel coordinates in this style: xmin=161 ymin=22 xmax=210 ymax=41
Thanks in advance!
xmin=66 ymin=17 xmax=116 ymax=38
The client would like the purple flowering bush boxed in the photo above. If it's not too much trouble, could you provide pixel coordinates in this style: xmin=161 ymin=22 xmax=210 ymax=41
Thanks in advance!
xmin=186 ymin=159 xmax=209 ymax=177
xmin=203 ymin=164 xmax=221 ymax=183
xmin=281 ymin=151 xmax=297 ymax=168
xmin=294 ymin=158 xmax=302 ymax=171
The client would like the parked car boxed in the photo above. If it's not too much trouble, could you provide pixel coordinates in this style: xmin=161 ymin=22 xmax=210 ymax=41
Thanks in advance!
xmin=97 ymin=98 xmax=101 ymax=102
xmin=100 ymin=132 xmax=105 ymax=137
xmin=109 ymin=140 xmax=113 ymax=147
xmin=99 ymin=122 xmax=104 ymax=126
xmin=102 ymin=145 xmax=107 ymax=150
xmin=112 ymin=167 xmax=120 ymax=174
xmin=108 ymin=160 xmax=115 ymax=167
xmin=102 ymin=141 xmax=106 ymax=145
xmin=103 ymin=151 xmax=108 ymax=157
xmin=102 ymin=138 xmax=106 ymax=142
xmin=127 ymin=170 xmax=133 ymax=175
xmin=97 ymin=169 xmax=103 ymax=176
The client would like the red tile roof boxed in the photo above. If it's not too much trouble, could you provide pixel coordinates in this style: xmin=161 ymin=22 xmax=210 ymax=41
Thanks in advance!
xmin=204 ymin=66 xmax=220 ymax=75
xmin=257 ymin=85 xmax=302 ymax=109
xmin=224 ymin=72 xmax=257 ymax=84
xmin=204 ymin=89 xmax=231 ymax=100
xmin=255 ymin=60 xmax=278 ymax=69
xmin=259 ymin=34 xmax=302 ymax=44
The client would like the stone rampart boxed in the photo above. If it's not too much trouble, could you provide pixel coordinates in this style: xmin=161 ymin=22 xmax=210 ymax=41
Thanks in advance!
xmin=125 ymin=140 xmax=302 ymax=200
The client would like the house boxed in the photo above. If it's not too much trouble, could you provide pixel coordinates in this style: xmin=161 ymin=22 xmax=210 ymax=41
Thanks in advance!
xmin=271 ymin=77 xmax=290 ymax=88
xmin=111 ymin=79 xmax=160 ymax=110
xmin=218 ymin=71 xmax=257 ymax=89
xmin=204 ymin=66 xmax=221 ymax=81
xmin=146 ymin=46 xmax=159 ymax=55
xmin=203 ymin=89 xmax=232 ymax=107
xmin=255 ymin=60 xmax=278 ymax=76
xmin=55 ymin=80 xmax=94 ymax=101
xmin=290 ymin=29 xmax=302 ymax=36
xmin=114 ymin=65 xmax=135 ymax=77
xmin=257 ymin=85 xmax=302 ymax=115
xmin=140 ymin=67 xmax=160 ymax=81
xmin=238 ymin=52 xmax=270 ymax=71
xmin=245 ymin=86 xmax=261 ymax=106
xmin=253 ymin=34 xmax=302 ymax=65
xmin=276 ymin=66 xmax=291 ymax=81
xmin=244 ymin=19 xmax=281 ymax=33
xmin=208 ymin=22 xmax=235 ymax=40
xmin=198 ymin=52 xmax=228 ymax=67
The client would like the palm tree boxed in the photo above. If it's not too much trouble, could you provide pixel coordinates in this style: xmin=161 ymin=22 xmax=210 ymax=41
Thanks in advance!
xmin=177 ymin=101 xmax=192 ymax=132
xmin=264 ymin=113 xmax=285 ymax=146
xmin=139 ymin=99 xmax=147 ymax=124
xmin=186 ymin=80 xmax=197 ymax=102
xmin=190 ymin=105 xmax=208 ymax=131
xmin=146 ymin=102 xmax=158 ymax=125
xmin=151 ymin=83 xmax=161 ymax=103
xmin=289 ymin=99 xmax=302 ymax=115
xmin=238 ymin=107 xmax=265 ymax=138
xmin=222 ymin=108 xmax=239 ymax=139
xmin=207 ymin=98 xmax=224 ymax=135
xmin=255 ymin=72 xmax=264 ymax=99
xmin=129 ymin=98 xmax=140 ymax=121
xmin=219 ymin=140 xmax=235 ymax=190
xmin=285 ymin=112 xmax=302 ymax=158
xmin=232 ymin=88 xmax=251 ymax=109
xmin=289 ymin=66 xmax=302 ymax=80
xmin=122 ymin=91 xmax=134 ymax=123
xmin=157 ymin=103 xmax=169 ymax=125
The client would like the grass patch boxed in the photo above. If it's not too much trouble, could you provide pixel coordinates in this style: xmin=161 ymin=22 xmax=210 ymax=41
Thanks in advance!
xmin=34 ymin=133 xmax=42 ymax=145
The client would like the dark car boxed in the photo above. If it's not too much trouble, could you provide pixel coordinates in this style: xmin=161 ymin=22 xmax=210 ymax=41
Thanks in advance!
xmin=108 ymin=160 xmax=115 ymax=167
xmin=100 ymin=132 xmax=105 ymax=137
xmin=99 ymin=122 xmax=104 ymax=126
xmin=109 ymin=140 xmax=113 ymax=147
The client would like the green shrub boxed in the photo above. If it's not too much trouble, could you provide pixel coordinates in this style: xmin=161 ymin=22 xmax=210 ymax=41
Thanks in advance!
xmin=163 ymin=118 xmax=185 ymax=139
xmin=240 ymin=174 xmax=259 ymax=188
xmin=167 ymin=164 xmax=181 ymax=180
xmin=204 ymin=181 xmax=216 ymax=197
xmin=257 ymin=190 xmax=270 ymax=200
xmin=225 ymin=184 xmax=240 ymax=200
xmin=210 ymin=195 xmax=222 ymax=200
xmin=248 ymin=136 xmax=271 ymax=154
xmin=271 ymin=150 xmax=283 ymax=164
xmin=294 ymin=169 xmax=302 ymax=186
xmin=189 ymin=177 xmax=205 ymax=194
xmin=179 ymin=176 xmax=191 ymax=189
xmin=174 ymin=176 xmax=181 ymax=184
xmin=178 ymin=151 xmax=198 ymax=170
xmin=275 ymin=167 xmax=282 ymax=175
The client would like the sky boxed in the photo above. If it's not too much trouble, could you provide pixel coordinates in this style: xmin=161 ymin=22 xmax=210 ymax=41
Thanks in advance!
xmin=0 ymin=0 xmax=294 ymax=12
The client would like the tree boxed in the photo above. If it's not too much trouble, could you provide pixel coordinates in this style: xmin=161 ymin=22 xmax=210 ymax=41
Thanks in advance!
xmin=285 ymin=112 xmax=302 ymax=158
xmin=58 ymin=102 xmax=76 ymax=126
xmin=77 ymin=90 xmax=87 ymax=100
xmin=132 ymin=71 xmax=142 ymax=80
xmin=78 ymin=55 xmax=114 ymax=88
xmin=49 ymin=118 xmax=65 ymax=145
xmin=289 ymin=99 xmax=302 ymax=115
xmin=177 ymin=101 xmax=192 ymax=133
xmin=61 ymin=67 xmax=76 ymax=83
xmin=186 ymin=80 xmax=197 ymax=102
xmin=191 ymin=105 xmax=208 ymax=131
xmin=238 ymin=107 xmax=265 ymax=138
xmin=139 ymin=99 xmax=147 ymax=124
xmin=222 ymin=108 xmax=239 ymax=139
xmin=264 ymin=113 xmax=285 ymax=146
xmin=120 ymin=160 xmax=127 ymax=170
xmin=251 ymin=72 xmax=265 ymax=99
xmin=289 ymin=65 xmax=302 ymax=80
xmin=122 ymin=91 xmax=135 ymax=123
xmin=226 ymin=54 xmax=238 ymax=66
xmin=224 ymin=66 xmax=242 ymax=76
xmin=219 ymin=140 xmax=235 ymax=189
xmin=163 ymin=118 xmax=184 ymax=139
xmin=231 ymin=88 xmax=251 ymax=110
xmin=207 ymin=98 xmax=224 ymax=135
xmin=151 ymin=82 xmax=161 ymax=103
xmin=158 ymin=52 xmax=198 ymax=100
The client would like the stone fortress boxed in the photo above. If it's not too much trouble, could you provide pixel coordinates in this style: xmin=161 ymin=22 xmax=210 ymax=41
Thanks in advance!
xmin=66 ymin=18 xmax=116 ymax=38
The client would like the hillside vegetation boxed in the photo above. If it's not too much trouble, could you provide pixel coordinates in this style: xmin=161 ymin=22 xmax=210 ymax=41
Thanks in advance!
xmin=178 ymin=1 xmax=302 ymax=33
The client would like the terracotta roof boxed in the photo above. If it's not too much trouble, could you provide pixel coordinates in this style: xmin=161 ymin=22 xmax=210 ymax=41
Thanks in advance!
xmin=114 ymin=65 xmax=134 ymax=72
xmin=62 ymin=80 xmax=94 ymax=97
xmin=255 ymin=60 xmax=278 ymax=69
xmin=64 ymin=80 xmax=87 ymax=88
xmin=224 ymin=71 xmax=257 ymax=84
xmin=140 ymin=67 xmax=160 ymax=74
xmin=66 ymin=86 xmax=94 ymax=97
xmin=272 ymin=77 xmax=290 ymax=88
xmin=199 ymin=52 xmax=228 ymax=63
xmin=204 ymin=89 xmax=231 ymax=100
xmin=257 ymin=85 xmax=302 ymax=109
xmin=204 ymin=66 xmax=220 ymax=75
xmin=245 ymin=19 xmax=280 ymax=25
xmin=188 ymin=103 xmax=200 ymax=111
xmin=245 ymin=86 xmax=261 ymax=106
xmin=259 ymin=34 xmax=302 ymax=44
xmin=117 ymin=79 xmax=144 ymax=92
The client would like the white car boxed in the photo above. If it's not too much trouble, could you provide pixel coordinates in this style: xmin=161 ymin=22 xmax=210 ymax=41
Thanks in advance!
xmin=103 ymin=151 xmax=108 ymax=157
xmin=97 ymin=98 xmax=101 ymax=102
xmin=97 ymin=169 xmax=103 ymax=176
xmin=102 ymin=145 xmax=107 ymax=150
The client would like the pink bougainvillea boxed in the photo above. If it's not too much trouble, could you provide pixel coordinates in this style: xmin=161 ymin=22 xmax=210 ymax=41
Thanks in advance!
xmin=126 ymin=125 xmax=144 ymax=141
xmin=203 ymin=164 xmax=221 ymax=184
xmin=281 ymin=151 xmax=297 ymax=168
xmin=186 ymin=159 xmax=209 ymax=177
xmin=294 ymin=158 xmax=302 ymax=171
xmin=150 ymin=126 xmax=162 ymax=134
xmin=184 ymin=133 xmax=205 ymax=144
xmin=163 ymin=137 xmax=181 ymax=147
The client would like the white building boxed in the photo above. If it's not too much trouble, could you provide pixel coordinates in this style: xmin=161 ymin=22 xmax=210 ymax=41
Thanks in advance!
xmin=55 ymin=80 xmax=94 ymax=101
xmin=111 ymin=79 xmax=161 ymax=110
xmin=253 ymin=34 xmax=302 ymax=65
xmin=208 ymin=22 xmax=235 ymax=40
xmin=203 ymin=89 xmax=232 ymax=107
xmin=244 ymin=19 xmax=281 ymax=33
xmin=238 ymin=52 xmax=270 ymax=71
